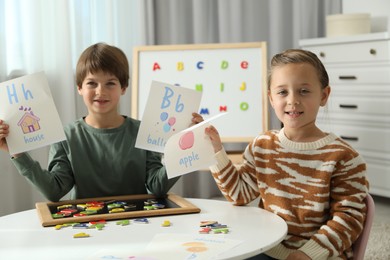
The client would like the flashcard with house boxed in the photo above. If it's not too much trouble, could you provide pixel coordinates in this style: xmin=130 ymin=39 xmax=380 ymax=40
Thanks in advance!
xmin=0 ymin=71 xmax=66 ymax=154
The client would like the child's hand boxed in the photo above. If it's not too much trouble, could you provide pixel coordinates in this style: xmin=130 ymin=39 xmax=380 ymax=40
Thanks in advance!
xmin=190 ymin=112 xmax=204 ymax=126
xmin=190 ymin=113 xmax=223 ymax=153
xmin=205 ymin=125 xmax=223 ymax=153
xmin=191 ymin=113 xmax=222 ymax=152
xmin=0 ymin=120 xmax=10 ymax=153
xmin=286 ymin=251 xmax=311 ymax=260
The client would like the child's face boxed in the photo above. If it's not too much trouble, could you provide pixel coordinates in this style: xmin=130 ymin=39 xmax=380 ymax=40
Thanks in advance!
xmin=77 ymin=71 xmax=125 ymax=117
xmin=268 ymin=63 xmax=330 ymax=131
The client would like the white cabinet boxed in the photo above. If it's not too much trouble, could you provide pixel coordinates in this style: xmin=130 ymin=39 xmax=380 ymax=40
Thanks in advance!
xmin=300 ymin=32 xmax=390 ymax=198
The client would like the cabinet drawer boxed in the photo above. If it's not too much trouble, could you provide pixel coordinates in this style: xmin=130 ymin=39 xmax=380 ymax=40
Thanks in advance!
xmin=327 ymin=66 xmax=390 ymax=84
xmin=317 ymin=124 xmax=390 ymax=154
xmin=317 ymin=112 xmax=390 ymax=129
xmin=303 ymin=40 xmax=390 ymax=64
xmin=326 ymin=96 xmax=390 ymax=116
xmin=329 ymin=84 xmax=390 ymax=97
xmin=364 ymin=161 xmax=390 ymax=198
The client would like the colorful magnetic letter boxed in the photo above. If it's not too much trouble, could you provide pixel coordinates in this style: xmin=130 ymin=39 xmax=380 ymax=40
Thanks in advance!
xmin=241 ymin=61 xmax=249 ymax=69
xmin=240 ymin=102 xmax=249 ymax=111
xmin=221 ymin=60 xmax=229 ymax=69
xmin=199 ymin=108 xmax=209 ymax=115
xmin=220 ymin=83 xmax=224 ymax=92
xmin=240 ymin=82 xmax=246 ymax=91
xmin=219 ymin=106 xmax=227 ymax=112
xmin=153 ymin=62 xmax=161 ymax=71
xmin=177 ymin=62 xmax=184 ymax=71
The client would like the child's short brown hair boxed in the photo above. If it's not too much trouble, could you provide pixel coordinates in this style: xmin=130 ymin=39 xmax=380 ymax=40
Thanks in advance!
xmin=76 ymin=43 xmax=129 ymax=88
xmin=267 ymin=49 xmax=329 ymax=90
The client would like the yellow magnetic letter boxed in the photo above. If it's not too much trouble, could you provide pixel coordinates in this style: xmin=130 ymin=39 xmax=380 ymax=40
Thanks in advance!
xmin=177 ymin=62 xmax=184 ymax=71
xmin=240 ymin=82 xmax=246 ymax=91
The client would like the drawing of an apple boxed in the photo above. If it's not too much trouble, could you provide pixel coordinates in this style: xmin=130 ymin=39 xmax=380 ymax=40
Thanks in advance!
xmin=179 ymin=131 xmax=194 ymax=150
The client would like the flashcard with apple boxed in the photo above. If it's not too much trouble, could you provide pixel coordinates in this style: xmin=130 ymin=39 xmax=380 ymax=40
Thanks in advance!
xmin=164 ymin=113 xmax=226 ymax=178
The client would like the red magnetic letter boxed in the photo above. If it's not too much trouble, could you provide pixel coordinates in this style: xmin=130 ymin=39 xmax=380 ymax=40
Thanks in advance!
xmin=241 ymin=61 xmax=248 ymax=69
xmin=219 ymin=106 xmax=227 ymax=112
xmin=153 ymin=62 xmax=161 ymax=71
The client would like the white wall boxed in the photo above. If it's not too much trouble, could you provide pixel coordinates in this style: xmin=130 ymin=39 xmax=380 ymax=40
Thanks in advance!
xmin=342 ymin=0 xmax=390 ymax=32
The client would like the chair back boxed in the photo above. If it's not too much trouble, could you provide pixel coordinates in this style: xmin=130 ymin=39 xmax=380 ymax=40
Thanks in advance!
xmin=352 ymin=193 xmax=375 ymax=260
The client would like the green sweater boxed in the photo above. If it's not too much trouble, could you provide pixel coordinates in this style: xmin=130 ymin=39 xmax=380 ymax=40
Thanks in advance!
xmin=11 ymin=117 xmax=178 ymax=201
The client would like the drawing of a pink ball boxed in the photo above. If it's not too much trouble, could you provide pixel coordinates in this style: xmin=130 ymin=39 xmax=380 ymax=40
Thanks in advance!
xmin=179 ymin=131 xmax=194 ymax=150
xmin=168 ymin=117 xmax=176 ymax=126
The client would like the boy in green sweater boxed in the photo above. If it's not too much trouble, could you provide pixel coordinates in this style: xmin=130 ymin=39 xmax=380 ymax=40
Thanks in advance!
xmin=0 ymin=43 xmax=183 ymax=201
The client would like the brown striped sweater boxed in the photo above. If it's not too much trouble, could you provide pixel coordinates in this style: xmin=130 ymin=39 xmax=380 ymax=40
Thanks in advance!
xmin=209 ymin=129 xmax=368 ymax=260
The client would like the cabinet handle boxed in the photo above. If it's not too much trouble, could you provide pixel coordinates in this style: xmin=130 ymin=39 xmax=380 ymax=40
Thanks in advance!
xmin=370 ymin=48 xmax=376 ymax=55
xmin=319 ymin=52 xmax=325 ymax=58
xmin=339 ymin=104 xmax=358 ymax=109
xmin=339 ymin=76 xmax=357 ymax=80
xmin=340 ymin=136 xmax=359 ymax=141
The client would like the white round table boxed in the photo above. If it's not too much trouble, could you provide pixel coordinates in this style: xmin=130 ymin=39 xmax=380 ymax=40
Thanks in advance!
xmin=0 ymin=198 xmax=287 ymax=260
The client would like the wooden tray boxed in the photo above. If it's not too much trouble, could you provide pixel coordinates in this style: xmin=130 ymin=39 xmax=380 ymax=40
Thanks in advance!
xmin=35 ymin=193 xmax=200 ymax=227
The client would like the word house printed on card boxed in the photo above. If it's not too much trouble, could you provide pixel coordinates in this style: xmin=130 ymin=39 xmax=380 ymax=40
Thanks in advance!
xmin=0 ymin=72 xmax=66 ymax=155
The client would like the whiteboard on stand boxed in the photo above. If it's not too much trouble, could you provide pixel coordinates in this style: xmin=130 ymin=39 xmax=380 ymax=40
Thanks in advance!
xmin=132 ymin=42 xmax=268 ymax=143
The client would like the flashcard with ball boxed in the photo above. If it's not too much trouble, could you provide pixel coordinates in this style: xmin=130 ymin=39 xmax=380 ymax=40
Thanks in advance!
xmin=135 ymin=81 xmax=202 ymax=153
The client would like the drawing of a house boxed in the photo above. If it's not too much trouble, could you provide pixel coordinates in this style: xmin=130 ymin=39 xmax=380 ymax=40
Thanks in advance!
xmin=17 ymin=111 xmax=41 ymax=134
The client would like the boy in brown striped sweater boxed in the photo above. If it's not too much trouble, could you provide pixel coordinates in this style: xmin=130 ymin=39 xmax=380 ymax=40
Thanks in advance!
xmin=196 ymin=49 xmax=369 ymax=259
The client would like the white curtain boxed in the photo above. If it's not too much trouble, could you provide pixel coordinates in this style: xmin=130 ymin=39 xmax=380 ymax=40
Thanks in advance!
xmin=0 ymin=0 xmax=142 ymax=216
